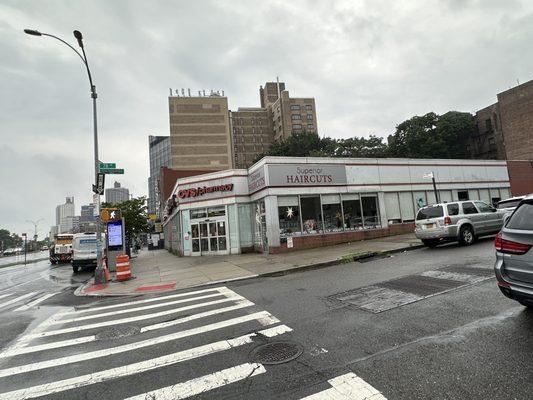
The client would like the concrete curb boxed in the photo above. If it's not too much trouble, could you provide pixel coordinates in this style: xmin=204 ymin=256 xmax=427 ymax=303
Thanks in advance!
xmin=74 ymin=242 xmax=425 ymax=297
xmin=0 ymin=257 xmax=49 ymax=269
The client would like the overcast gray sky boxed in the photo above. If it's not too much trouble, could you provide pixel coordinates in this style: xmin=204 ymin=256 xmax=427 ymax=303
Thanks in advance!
xmin=1 ymin=0 xmax=532 ymax=238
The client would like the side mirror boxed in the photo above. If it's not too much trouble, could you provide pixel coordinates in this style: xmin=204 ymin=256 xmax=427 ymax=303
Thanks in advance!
xmin=491 ymin=207 xmax=497 ymax=212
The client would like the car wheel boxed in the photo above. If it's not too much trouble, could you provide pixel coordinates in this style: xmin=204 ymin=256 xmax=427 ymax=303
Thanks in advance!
xmin=422 ymin=239 xmax=439 ymax=248
xmin=459 ymin=226 xmax=475 ymax=246
xmin=72 ymin=265 xmax=79 ymax=274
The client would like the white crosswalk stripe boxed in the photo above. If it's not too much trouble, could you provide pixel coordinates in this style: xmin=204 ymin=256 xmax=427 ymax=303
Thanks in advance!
xmin=0 ymin=286 xmax=296 ymax=399
xmin=0 ymin=291 xmax=59 ymax=313
xmin=0 ymin=286 xmax=389 ymax=400
xmin=124 ymin=363 xmax=267 ymax=400
xmin=0 ymin=292 xmax=38 ymax=310
xmin=300 ymin=372 xmax=387 ymax=400
xmin=14 ymin=292 xmax=58 ymax=311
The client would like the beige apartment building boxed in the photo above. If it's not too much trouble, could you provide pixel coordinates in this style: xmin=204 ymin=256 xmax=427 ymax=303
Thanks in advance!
xmin=168 ymin=81 xmax=318 ymax=171
xmin=231 ymin=81 xmax=318 ymax=168
xmin=168 ymin=93 xmax=233 ymax=170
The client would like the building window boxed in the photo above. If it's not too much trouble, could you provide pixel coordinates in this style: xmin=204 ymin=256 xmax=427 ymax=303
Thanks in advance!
xmin=278 ymin=196 xmax=301 ymax=237
xmin=342 ymin=194 xmax=362 ymax=230
xmin=306 ymin=105 xmax=312 ymax=111
xmin=307 ymin=114 xmax=313 ymax=120
xmin=322 ymin=195 xmax=343 ymax=232
xmin=307 ymin=124 xmax=314 ymax=129
xmin=290 ymin=105 xmax=301 ymax=111
xmin=300 ymin=196 xmax=322 ymax=234
xmin=458 ymin=191 xmax=469 ymax=201
xmin=291 ymin=114 xmax=301 ymax=120
xmin=292 ymin=124 xmax=302 ymax=130
xmin=485 ymin=118 xmax=492 ymax=132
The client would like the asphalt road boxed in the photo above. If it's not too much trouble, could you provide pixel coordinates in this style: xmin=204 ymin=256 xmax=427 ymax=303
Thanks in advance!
xmin=0 ymin=236 xmax=530 ymax=399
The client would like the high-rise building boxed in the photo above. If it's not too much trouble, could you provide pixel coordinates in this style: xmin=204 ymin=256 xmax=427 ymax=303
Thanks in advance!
xmin=231 ymin=81 xmax=318 ymax=168
xmin=165 ymin=82 xmax=319 ymax=172
xmin=148 ymin=135 xmax=171 ymax=216
xmin=105 ymin=181 xmax=130 ymax=204
xmin=49 ymin=225 xmax=58 ymax=239
xmin=168 ymin=93 xmax=233 ymax=171
xmin=80 ymin=204 xmax=96 ymax=222
xmin=55 ymin=197 xmax=75 ymax=234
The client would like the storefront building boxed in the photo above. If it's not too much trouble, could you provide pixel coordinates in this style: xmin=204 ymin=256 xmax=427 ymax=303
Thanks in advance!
xmin=163 ymin=157 xmax=511 ymax=256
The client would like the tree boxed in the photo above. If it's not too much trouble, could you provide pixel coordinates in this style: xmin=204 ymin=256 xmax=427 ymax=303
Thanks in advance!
xmin=334 ymin=135 xmax=388 ymax=158
xmin=387 ymin=111 xmax=475 ymax=158
xmin=101 ymin=197 xmax=149 ymax=243
xmin=0 ymin=229 xmax=23 ymax=249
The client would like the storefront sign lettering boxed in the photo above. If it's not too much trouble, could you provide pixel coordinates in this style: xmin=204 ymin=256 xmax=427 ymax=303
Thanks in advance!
xmin=268 ymin=164 xmax=347 ymax=186
xmin=178 ymin=184 xmax=234 ymax=199
xmin=248 ymin=166 xmax=266 ymax=192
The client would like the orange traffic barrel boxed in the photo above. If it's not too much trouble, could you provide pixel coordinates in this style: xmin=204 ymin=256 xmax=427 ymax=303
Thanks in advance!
xmin=115 ymin=254 xmax=132 ymax=281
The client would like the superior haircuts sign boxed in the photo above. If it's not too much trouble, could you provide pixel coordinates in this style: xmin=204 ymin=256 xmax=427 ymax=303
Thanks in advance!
xmin=268 ymin=164 xmax=347 ymax=186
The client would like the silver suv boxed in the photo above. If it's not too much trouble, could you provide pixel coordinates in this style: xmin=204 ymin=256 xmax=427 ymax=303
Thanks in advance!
xmin=415 ymin=200 xmax=505 ymax=248
xmin=494 ymin=194 xmax=533 ymax=308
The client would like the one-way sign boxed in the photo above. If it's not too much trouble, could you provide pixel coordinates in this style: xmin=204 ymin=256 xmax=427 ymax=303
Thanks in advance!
xmin=92 ymin=173 xmax=105 ymax=194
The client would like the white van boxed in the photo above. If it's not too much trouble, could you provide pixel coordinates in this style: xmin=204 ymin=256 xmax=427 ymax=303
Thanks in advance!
xmin=72 ymin=233 xmax=105 ymax=273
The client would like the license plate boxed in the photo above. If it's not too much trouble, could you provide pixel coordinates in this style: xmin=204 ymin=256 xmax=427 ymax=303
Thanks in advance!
xmin=424 ymin=223 xmax=435 ymax=229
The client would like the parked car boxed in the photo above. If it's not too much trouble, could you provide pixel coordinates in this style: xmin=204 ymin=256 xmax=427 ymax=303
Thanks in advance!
xmin=40 ymin=245 xmax=49 ymax=251
xmin=72 ymin=232 xmax=105 ymax=273
xmin=2 ymin=248 xmax=16 ymax=256
xmin=494 ymin=194 xmax=533 ymax=308
xmin=415 ymin=200 xmax=506 ymax=248
xmin=497 ymin=195 xmax=526 ymax=215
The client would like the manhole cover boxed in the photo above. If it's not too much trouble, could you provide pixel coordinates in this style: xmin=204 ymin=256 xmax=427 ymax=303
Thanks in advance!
xmin=249 ymin=341 xmax=303 ymax=365
xmin=96 ymin=325 xmax=140 ymax=341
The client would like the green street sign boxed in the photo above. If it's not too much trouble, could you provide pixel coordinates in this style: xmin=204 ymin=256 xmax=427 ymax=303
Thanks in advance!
xmin=99 ymin=162 xmax=116 ymax=169
xmin=101 ymin=168 xmax=124 ymax=175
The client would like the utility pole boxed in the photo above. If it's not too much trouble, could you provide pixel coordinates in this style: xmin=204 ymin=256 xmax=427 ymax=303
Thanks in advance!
xmin=22 ymin=233 xmax=27 ymax=265
xmin=24 ymin=28 xmax=105 ymax=284
xmin=431 ymin=172 xmax=440 ymax=203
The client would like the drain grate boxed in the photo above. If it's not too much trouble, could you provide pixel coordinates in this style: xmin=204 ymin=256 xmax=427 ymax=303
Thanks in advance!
xmin=379 ymin=275 xmax=464 ymax=297
xmin=249 ymin=341 xmax=303 ymax=365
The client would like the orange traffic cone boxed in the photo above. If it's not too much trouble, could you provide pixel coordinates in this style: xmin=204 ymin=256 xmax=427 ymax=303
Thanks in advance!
xmin=102 ymin=257 xmax=111 ymax=283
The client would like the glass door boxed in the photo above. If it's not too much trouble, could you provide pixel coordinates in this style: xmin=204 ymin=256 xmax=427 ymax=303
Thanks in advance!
xmin=191 ymin=223 xmax=200 ymax=255
xmin=207 ymin=220 xmax=228 ymax=253
xmin=199 ymin=222 xmax=209 ymax=253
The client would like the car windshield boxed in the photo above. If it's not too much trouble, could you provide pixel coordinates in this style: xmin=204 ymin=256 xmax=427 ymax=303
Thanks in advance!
xmin=506 ymin=202 xmax=533 ymax=230
xmin=416 ymin=206 xmax=444 ymax=220
xmin=498 ymin=199 xmax=522 ymax=209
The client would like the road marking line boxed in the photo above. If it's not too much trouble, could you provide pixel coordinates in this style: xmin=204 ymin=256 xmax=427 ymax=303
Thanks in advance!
xmin=0 ymin=324 xmax=291 ymax=400
xmin=0 ymin=336 xmax=95 ymax=359
xmin=46 ymin=292 xmax=228 ymax=325
xmin=301 ymin=372 xmax=387 ymax=400
xmin=125 ymin=362 xmax=266 ymax=400
xmin=0 ymin=311 xmax=279 ymax=378
xmin=0 ymin=292 xmax=37 ymax=310
xmin=7 ymin=300 xmax=254 ymax=357
xmin=14 ymin=293 xmax=58 ymax=311
xmin=59 ymin=287 xmax=227 ymax=316
xmin=21 ymin=295 xmax=245 ymax=340
xmin=420 ymin=270 xmax=488 ymax=284
xmin=0 ymin=277 xmax=43 ymax=294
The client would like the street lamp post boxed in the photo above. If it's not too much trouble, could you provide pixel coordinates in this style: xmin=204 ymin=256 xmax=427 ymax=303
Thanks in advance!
xmin=24 ymin=28 xmax=105 ymax=283
xmin=26 ymin=218 xmax=44 ymax=250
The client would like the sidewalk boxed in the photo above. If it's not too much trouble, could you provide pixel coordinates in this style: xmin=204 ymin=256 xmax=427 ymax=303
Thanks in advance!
xmin=77 ymin=233 xmax=423 ymax=296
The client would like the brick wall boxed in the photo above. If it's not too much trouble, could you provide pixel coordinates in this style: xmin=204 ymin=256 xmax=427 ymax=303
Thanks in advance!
xmin=268 ymin=223 xmax=415 ymax=254
xmin=507 ymin=160 xmax=533 ymax=196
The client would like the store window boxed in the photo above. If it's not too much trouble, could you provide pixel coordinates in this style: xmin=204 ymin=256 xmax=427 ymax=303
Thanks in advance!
xmin=300 ymin=196 xmax=322 ymax=234
xmin=207 ymin=207 xmax=225 ymax=217
xmin=322 ymin=194 xmax=343 ymax=232
xmin=458 ymin=191 xmax=469 ymax=201
xmin=362 ymin=195 xmax=380 ymax=228
xmin=190 ymin=209 xmax=207 ymax=219
xmin=278 ymin=196 xmax=301 ymax=237
xmin=342 ymin=194 xmax=363 ymax=230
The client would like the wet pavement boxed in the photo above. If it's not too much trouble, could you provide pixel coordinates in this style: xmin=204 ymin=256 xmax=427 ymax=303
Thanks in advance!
xmin=0 ymin=237 xmax=531 ymax=399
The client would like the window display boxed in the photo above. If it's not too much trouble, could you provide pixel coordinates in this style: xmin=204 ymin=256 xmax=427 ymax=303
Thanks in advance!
xmin=322 ymin=194 xmax=343 ymax=232
xmin=300 ymin=196 xmax=322 ymax=234
xmin=342 ymin=194 xmax=362 ymax=230
xmin=278 ymin=196 xmax=301 ymax=237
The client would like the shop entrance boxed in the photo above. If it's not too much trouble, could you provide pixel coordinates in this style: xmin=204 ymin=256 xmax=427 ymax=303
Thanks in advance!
xmin=190 ymin=207 xmax=228 ymax=256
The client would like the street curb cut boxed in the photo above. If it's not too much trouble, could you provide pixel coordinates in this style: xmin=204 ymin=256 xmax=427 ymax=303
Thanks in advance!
xmin=73 ymin=242 xmax=425 ymax=297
